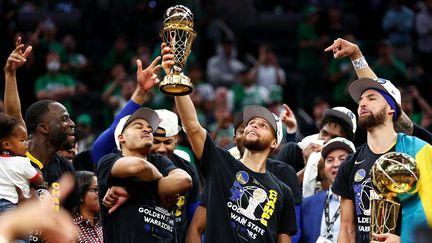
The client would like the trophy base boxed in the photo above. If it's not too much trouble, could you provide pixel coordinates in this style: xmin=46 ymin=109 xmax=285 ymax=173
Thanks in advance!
xmin=160 ymin=74 xmax=193 ymax=96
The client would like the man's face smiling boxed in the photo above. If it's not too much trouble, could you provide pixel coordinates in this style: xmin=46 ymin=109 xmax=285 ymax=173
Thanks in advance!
xmin=243 ymin=117 xmax=276 ymax=151
xmin=151 ymin=128 xmax=177 ymax=157
xmin=324 ymin=148 xmax=349 ymax=183
xmin=45 ymin=102 xmax=75 ymax=150
xmin=318 ymin=122 xmax=345 ymax=143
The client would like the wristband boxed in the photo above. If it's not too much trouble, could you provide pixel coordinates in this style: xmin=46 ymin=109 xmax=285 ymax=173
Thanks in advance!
xmin=352 ymin=56 xmax=368 ymax=71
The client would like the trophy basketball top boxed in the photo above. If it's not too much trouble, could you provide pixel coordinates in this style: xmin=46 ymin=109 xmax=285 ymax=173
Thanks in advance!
xmin=370 ymin=152 xmax=419 ymax=201
xmin=160 ymin=5 xmax=196 ymax=34
xmin=163 ymin=5 xmax=195 ymax=28
xmin=159 ymin=5 xmax=196 ymax=68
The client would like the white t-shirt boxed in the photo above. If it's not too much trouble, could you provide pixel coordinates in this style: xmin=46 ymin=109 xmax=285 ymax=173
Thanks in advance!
xmin=255 ymin=65 xmax=286 ymax=87
xmin=0 ymin=155 xmax=39 ymax=203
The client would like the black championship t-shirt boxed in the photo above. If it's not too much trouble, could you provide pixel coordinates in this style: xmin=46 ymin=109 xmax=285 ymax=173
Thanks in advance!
xmin=267 ymin=159 xmax=302 ymax=205
xmin=29 ymin=154 xmax=80 ymax=243
xmin=275 ymin=142 xmax=304 ymax=172
xmin=332 ymin=143 xmax=395 ymax=243
xmin=170 ymin=153 xmax=200 ymax=243
xmin=97 ymin=152 xmax=177 ymax=243
xmin=200 ymin=133 xmax=297 ymax=243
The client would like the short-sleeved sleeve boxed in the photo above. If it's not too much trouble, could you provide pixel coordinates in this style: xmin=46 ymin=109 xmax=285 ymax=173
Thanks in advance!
xmin=278 ymin=185 xmax=298 ymax=236
xmin=278 ymin=164 xmax=302 ymax=205
xmin=276 ymin=142 xmax=305 ymax=172
xmin=267 ymin=159 xmax=302 ymax=205
xmin=97 ymin=153 xmax=122 ymax=189
xmin=19 ymin=157 xmax=39 ymax=180
xmin=174 ymin=154 xmax=201 ymax=202
xmin=150 ymin=154 xmax=176 ymax=176
xmin=413 ymin=123 xmax=432 ymax=145
xmin=187 ymin=163 xmax=200 ymax=202
xmin=198 ymin=133 xmax=220 ymax=176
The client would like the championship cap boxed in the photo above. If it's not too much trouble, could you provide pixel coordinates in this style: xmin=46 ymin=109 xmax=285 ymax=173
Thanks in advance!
xmin=321 ymin=137 xmax=356 ymax=159
xmin=322 ymin=107 xmax=357 ymax=134
xmin=155 ymin=109 xmax=182 ymax=137
xmin=349 ymin=78 xmax=401 ymax=119
xmin=243 ymin=105 xmax=283 ymax=146
xmin=114 ymin=108 xmax=159 ymax=150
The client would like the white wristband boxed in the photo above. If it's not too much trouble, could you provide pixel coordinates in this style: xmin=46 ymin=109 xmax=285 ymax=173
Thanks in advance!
xmin=352 ymin=56 xmax=368 ymax=71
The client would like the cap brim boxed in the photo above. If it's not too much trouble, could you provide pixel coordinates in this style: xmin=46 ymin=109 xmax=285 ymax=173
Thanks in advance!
xmin=155 ymin=125 xmax=182 ymax=137
xmin=243 ymin=105 xmax=277 ymax=134
xmin=233 ymin=112 xmax=244 ymax=130
xmin=349 ymin=78 xmax=389 ymax=103
xmin=349 ymin=77 xmax=402 ymax=119
xmin=124 ymin=108 xmax=159 ymax=133
xmin=322 ymin=109 xmax=353 ymax=131
xmin=322 ymin=141 xmax=354 ymax=159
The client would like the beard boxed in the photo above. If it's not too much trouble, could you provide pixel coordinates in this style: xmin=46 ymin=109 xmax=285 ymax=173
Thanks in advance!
xmin=50 ymin=132 xmax=73 ymax=150
xmin=143 ymin=140 xmax=153 ymax=149
xmin=243 ymin=137 xmax=267 ymax=151
xmin=358 ymin=106 xmax=387 ymax=129
xmin=136 ymin=139 xmax=154 ymax=151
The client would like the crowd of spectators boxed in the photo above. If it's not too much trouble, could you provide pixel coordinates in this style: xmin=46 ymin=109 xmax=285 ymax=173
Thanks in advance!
xmin=1 ymin=0 xmax=431 ymax=139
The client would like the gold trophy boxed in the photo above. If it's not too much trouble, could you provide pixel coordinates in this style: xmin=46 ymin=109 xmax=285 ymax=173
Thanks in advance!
xmin=159 ymin=5 xmax=197 ymax=96
xmin=370 ymin=152 xmax=419 ymax=239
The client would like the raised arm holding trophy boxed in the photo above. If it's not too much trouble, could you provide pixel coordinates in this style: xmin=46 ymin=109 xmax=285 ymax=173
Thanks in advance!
xmin=327 ymin=37 xmax=432 ymax=243
xmin=159 ymin=5 xmax=196 ymax=96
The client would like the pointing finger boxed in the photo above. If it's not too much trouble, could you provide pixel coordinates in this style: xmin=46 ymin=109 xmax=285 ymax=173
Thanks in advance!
xmin=15 ymin=36 xmax=22 ymax=48
xmin=22 ymin=46 xmax=33 ymax=59
xmin=149 ymin=56 xmax=161 ymax=69
xmin=13 ymin=44 xmax=25 ymax=54
xmin=153 ymin=64 xmax=161 ymax=73
xmin=136 ymin=59 xmax=143 ymax=71
xmin=283 ymin=104 xmax=293 ymax=115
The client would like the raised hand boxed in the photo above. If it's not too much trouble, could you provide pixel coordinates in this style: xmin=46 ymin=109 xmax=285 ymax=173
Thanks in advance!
xmin=324 ymin=38 xmax=362 ymax=59
xmin=4 ymin=36 xmax=32 ymax=73
xmin=325 ymin=37 xmax=378 ymax=79
xmin=161 ymin=42 xmax=175 ymax=76
xmin=302 ymin=143 xmax=323 ymax=164
xmin=136 ymin=56 xmax=161 ymax=92
xmin=280 ymin=104 xmax=297 ymax=134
